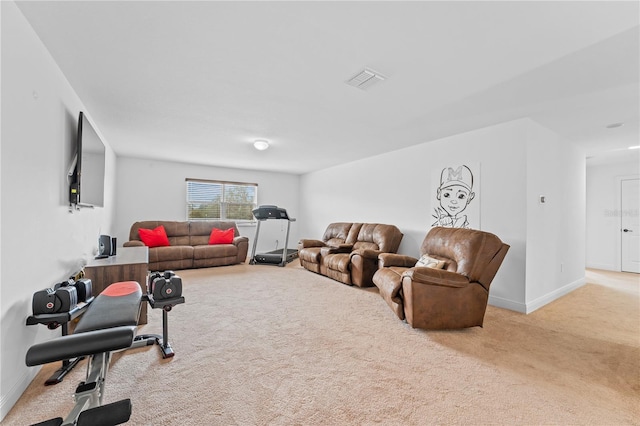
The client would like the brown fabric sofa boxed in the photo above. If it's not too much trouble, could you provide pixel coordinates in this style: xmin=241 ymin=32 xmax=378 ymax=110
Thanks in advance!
xmin=124 ymin=220 xmax=249 ymax=271
xmin=372 ymin=226 xmax=509 ymax=330
xmin=298 ymin=222 xmax=403 ymax=287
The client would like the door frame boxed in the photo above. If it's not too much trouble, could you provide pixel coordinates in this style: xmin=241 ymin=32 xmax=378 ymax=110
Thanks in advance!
xmin=616 ymin=174 xmax=640 ymax=272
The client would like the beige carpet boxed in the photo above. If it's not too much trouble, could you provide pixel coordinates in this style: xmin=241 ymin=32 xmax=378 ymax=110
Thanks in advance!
xmin=4 ymin=266 xmax=639 ymax=425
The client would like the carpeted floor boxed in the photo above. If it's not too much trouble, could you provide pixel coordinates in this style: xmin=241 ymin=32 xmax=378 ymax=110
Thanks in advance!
xmin=4 ymin=266 xmax=639 ymax=425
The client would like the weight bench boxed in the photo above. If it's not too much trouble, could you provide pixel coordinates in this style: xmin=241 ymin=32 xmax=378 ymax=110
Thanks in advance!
xmin=26 ymin=298 xmax=94 ymax=385
xmin=25 ymin=281 xmax=150 ymax=426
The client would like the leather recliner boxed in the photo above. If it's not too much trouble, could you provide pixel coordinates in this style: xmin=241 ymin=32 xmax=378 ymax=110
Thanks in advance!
xmin=299 ymin=222 xmax=403 ymax=287
xmin=372 ymin=226 xmax=509 ymax=330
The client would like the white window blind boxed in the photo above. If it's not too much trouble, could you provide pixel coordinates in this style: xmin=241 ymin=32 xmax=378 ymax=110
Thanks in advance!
xmin=186 ymin=178 xmax=258 ymax=222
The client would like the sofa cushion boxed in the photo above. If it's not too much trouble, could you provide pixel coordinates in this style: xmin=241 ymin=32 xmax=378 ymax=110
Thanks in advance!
xmin=209 ymin=228 xmax=234 ymax=245
xmin=324 ymin=253 xmax=351 ymax=273
xmin=189 ymin=221 xmax=239 ymax=246
xmin=415 ymin=254 xmax=445 ymax=269
xmin=130 ymin=221 xmax=190 ymax=246
xmin=138 ymin=225 xmax=170 ymax=248
xmin=322 ymin=222 xmax=356 ymax=246
xmin=148 ymin=245 xmax=194 ymax=264
xmin=324 ymin=253 xmax=352 ymax=284
xmin=354 ymin=223 xmax=403 ymax=253
xmin=299 ymin=247 xmax=322 ymax=264
xmin=193 ymin=244 xmax=240 ymax=268
xmin=298 ymin=247 xmax=324 ymax=274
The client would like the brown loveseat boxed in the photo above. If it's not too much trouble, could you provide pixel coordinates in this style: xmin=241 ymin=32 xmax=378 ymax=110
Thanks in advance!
xmin=298 ymin=222 xmax=403 ymax=287
xmin=372 ymin=226 xmax=509 ymax=330
xmin=124 ymin=220 xmax=249 ymax=271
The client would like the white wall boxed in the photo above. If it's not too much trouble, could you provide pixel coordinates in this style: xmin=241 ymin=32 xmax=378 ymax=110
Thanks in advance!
xmin=0 ymin=2 xmax=117 ymax=419
xmin=115 ymin=157 xmax=300 ymax=257
xmin=299 ymin=118 xmax=586 ymax=313
xmin=586 ymin=159 xmax=640 ymax=271
xmin=525 ymin=123 xmax=586 ymax=311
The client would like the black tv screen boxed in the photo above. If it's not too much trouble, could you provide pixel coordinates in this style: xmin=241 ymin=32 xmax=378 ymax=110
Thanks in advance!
xmin=70 ymin=111 xmax=105 ymax=207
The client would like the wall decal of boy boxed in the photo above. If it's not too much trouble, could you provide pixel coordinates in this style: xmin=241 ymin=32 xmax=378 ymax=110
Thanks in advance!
xmin=432 ymin=164 xmax=479 ymax=229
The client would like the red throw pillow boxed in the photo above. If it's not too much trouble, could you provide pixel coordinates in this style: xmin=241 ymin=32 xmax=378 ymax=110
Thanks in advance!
xmin=138 ymin=225 xmax=170 ymax=248
xmin=209 ymin=228 xmax=234 ymax=245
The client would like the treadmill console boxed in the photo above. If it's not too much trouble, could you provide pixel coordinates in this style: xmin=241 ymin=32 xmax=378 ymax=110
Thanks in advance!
xmin=252 ymin=205 xmax=290 ymax=221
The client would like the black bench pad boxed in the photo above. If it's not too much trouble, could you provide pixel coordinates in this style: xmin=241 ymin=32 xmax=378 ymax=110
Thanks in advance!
xmin=26 ymin=281 xmax=143 ymax=366
xmin=26 ymin=326 xmax=136 ymax=366
xmin=74 ymin=281 xmax=142 ymax=333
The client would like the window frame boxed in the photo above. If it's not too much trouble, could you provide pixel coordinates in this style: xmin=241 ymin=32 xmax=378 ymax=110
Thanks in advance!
xmin=186 ymin=178 xmax=258 ymax=224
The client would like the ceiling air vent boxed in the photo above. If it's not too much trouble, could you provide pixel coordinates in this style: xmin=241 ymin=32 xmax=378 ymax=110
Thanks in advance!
xmin=346 ymin=68 xmax=385 ymax=90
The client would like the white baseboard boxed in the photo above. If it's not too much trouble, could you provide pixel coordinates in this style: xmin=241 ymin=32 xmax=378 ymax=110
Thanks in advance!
xmin=488 ymin=295 xmax=527 ymax=313
xmin=0 ymin=367 xmax=39 ymax=421
xmin=489 ymin=276 xmax=587 ymax=315
xmin=586 ymin=262 xmax=618 ymax=272
xmin=524 ymin=277 xmax=587 ymax=314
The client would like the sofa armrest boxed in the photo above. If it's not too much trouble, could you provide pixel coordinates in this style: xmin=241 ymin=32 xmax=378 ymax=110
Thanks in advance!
xmin=123 ymin=240 xmax=145 ymax=248
xmin=350 ymin=248 xmax=381 ymax=260
xmin=350 ymin=249 xmax=382 ymax=287
xmin=402 ymin=267 xmax=471 ymax=288
xmin=320 ymin=244 xmax=353 ymax=256
xmin=233 ymin=235 xmax=249 ymax=263
xmin=298 ymin=239 xmax=326 ymax=249
xmin=233 ymin=236 xmax=249 ymax=245
xmin=378 ymin=253 xmax=418 ymax=269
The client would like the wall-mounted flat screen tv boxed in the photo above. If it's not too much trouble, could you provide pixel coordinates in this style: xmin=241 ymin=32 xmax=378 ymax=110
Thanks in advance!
xmin=69 ymin=111 xmax=106 ymax=207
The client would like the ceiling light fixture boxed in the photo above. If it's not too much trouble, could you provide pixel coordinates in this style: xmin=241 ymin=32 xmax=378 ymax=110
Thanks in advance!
xmin=629 ymin=145 xmax=640 ymax=150
xmin=253 ymin=139 xmax=270 ymax=151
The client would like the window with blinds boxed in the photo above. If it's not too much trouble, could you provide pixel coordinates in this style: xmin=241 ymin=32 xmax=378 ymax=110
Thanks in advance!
xmin=186 ymin=178 xmax=258 ymax=222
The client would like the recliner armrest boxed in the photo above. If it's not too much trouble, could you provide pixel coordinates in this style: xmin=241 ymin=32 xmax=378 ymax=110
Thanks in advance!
xmin=320 ymin=244 xmax=353 ymax=256
xmin=378 ymin=253 xmax=418 ymax=268
xmin=350 ymin=249 xmax=381 ymax=260
xmin=298 ymin=239 xmax=326 ymax=249
xmin=402 ymin=267 xmax=471 ymax=288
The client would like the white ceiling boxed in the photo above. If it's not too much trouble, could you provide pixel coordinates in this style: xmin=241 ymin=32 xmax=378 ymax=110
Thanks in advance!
xmin=16 ymin=1 xmax=640 ymax=174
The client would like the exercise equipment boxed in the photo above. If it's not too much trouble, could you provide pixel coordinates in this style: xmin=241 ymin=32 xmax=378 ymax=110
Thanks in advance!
xmin=140 ymin=271 xmax=185 ymax=358
xmin=26 ymin=302 xmax=93 ymax=385
xmin=26 ymin=281 xmax=141 ymax=425
xmin=25 ymin=275 xmax=184 ymax=425
xmin=27 ymin=279 xmax=95 ymax=385
xmin=148 ymin=271 xmax=182 ymax=300
xmin=249 ymin=205 xmax=298 ymax=267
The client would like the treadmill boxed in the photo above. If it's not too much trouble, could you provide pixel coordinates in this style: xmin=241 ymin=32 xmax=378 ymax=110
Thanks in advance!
xmin=249 ymin=205 xmax=298 ymax=267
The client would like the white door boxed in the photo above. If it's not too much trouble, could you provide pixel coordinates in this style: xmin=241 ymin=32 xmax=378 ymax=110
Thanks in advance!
xmin=621 ymin=178 xmax=640 ymax=273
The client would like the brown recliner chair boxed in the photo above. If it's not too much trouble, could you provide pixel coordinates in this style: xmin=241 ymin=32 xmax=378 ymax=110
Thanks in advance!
xmin=372 ymin=227 xmax=509 ymax=330
xmin=298 ymin=222 xmax=358 ymax=275
xmin=299 ymin=222 xmax=403 ymax=287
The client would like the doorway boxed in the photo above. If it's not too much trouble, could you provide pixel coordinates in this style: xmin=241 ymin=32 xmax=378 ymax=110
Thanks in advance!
xmin=621 ymin=178 xmax=639 ymax=273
